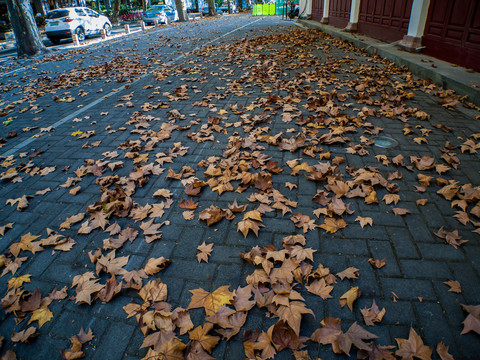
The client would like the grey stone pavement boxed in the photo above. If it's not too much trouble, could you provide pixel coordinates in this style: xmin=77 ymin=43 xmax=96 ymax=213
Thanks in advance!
xmin=0 ymin=14 xmax=479 ymax=359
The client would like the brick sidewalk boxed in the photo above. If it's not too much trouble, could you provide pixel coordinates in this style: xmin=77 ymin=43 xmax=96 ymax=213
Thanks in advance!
xmin=0 ymin=15 xmax=479 ymax=359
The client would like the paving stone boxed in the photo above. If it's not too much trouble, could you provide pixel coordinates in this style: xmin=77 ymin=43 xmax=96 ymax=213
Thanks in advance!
xmin=400 ymin=259 xmax=453 ymax=279
xmin=50 ymin=309 xmax=109 ymax=341
xmin=380 ymin=277 xmax=436 ymax=301
xmin=414 ymin=302 xmax=455 ymax=350
xmin=448 ymin=262 xmax=480 ymax=304
xmin=321 ymin=237 xmax=370 ymax=256
xmin=417 ymin=242 xmax=466 ymax=261
xmin=387 ymin=227 xmax=421 ymax=259
xmin=92 ymin=322 xmax=136 ymax=360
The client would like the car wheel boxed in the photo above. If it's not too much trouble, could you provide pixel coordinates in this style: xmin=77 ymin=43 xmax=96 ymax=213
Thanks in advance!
xmin=103 ymin=23 xmax=111 ymax=36
xmin=75 ymin=27 xmax=85 ymax=42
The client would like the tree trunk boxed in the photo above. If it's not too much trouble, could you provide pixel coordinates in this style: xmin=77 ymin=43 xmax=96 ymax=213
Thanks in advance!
xmin=142 ymin=0 xmax=146 ymax=12
xmin=208 ymin=0 xmax=215 ymax=16
xmin=111 ymin=0 xmax=121 ymax=24
xmin=32 ymin=0 xmax=46 ymax=16
xmin=227 ymin=0 xmax=231 ymax=13
xmin=238 ymin=0 xmax=242 ymax=10
xmin=5 ymin=0 xmax=48 ymax=57
xmin=174 ymin=0 xmax=187 ymax=21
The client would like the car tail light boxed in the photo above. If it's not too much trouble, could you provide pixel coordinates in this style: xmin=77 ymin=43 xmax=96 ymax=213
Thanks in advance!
xmin=63 ymin=17 xmax=73 ymax=22
xmin=155 ymin=12 xmax=164 ymax=15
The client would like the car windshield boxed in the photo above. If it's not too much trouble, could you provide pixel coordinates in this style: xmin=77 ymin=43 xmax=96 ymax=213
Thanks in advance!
xmin=147 ymin=6 xmax=165 ymax=11
xmin=46 ymin=10 xmax=70 ymax=19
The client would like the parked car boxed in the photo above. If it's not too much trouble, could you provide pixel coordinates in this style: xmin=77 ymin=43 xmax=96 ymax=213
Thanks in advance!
xmin=45 ymin=7 xmax=111 ymax=45
xmin=220 ymin=1 xmax=237 ymax=13
xmin=200 ymin=5 xmax=222 ymax=16
xmin=142 ymin=5 xmax=178 ymax=25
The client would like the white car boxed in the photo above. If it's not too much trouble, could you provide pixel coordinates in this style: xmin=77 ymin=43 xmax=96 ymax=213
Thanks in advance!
xmin=220 ymin=1 xmax=237 ymax=12
xmin=45 ymin=7 xmax=112 ymax=45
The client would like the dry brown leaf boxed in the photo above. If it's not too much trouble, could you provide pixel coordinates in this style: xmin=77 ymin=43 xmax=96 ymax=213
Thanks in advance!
xmin=392 ymin=207 xmax=410 ymax=216
xmin=179 ymin=198 xmax=198 ymax=210
xmin=368 ymin=258 xmax=386 ymax=269
xmin=305 ymin=278 xmax=333 ymax=300
xmin=182 ymin=210 xmax=195 ymax=220
xmin=187 ymin=286 xmax=232 ymax=316
xmin=337 ymin=267 xmax=359 ymax=280
xmin=144 ymin=257 xmax=172 ymax=275
xmin=443 ymin=280 xmax=462 ymax=294
xmin=395 ymin=327 xmax=432 ymax=360
xmin=461 ymin=304 xmax=480 ymax=335
xmin=436 ymin=342 xmax=454 ymax=360
xmin=339 ymin=287 xmax=361 ymax=311
xmin=196 ymin=242 xmax=213 ymax=263
xmin=319 ymin=218 xmax=347 ymax=233
xmin=355 ymin=216 xmax=372 ymax=228
xmin=416 ymin=198 xmax=428 ymax=206
xmin=360 ymin=300 xmax=386 ymax=326
xmin=11 ymin=327 xmax=37 ymax=343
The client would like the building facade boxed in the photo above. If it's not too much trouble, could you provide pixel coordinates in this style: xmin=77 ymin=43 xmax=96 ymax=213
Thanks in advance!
xmin=304 ymin=0 xmax=480 ymax=72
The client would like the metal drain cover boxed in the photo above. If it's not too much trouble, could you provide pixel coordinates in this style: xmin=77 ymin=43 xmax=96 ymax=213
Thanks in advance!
xmin=374 ymin=136 xmax=399 ymax=148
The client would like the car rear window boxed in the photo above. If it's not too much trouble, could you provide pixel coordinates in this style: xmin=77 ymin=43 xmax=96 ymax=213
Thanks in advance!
xmin=47 ymin=10 xmax=70 ymax=19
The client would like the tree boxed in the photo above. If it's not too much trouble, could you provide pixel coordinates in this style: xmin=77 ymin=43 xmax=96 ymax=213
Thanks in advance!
xmin=208 ymin=0 xmax=215 ymax=16
xmin=111 ymin=0 xmax=121 ymax=24
xmin=173 ymin=0 xmax=187 ymax=22
xmin=5 ymin=0 xmax=48 ymax=57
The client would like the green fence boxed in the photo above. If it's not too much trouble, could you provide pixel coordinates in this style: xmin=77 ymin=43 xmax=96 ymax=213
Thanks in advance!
xmin=253 ymin=3 xmax=279 ymax=15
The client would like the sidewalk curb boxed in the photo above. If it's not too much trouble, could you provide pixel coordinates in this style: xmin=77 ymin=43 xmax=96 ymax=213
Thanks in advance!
xmin=298 ymin=19 xmax=480 ymax=107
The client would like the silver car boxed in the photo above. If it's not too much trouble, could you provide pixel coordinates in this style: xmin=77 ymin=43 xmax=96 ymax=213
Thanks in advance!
xmin=142 ymin=5 xmax=178 ymax=25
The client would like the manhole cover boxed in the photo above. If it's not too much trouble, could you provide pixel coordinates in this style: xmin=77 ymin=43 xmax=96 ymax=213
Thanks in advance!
xmin=374 ymin=136 xmax=398 ymax=148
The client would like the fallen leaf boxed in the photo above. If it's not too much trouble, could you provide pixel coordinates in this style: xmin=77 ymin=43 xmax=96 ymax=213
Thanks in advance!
xmin=188 ymin=323 xmax=220 ymax=353
xmin=179 ymin=198 xmax=198 ymax=210
xmin=144 ymin=257 xmax=172 ymax=275
xmin=395 ymin=327 xmax=432 ymax=360
xmin=355 ymin=216 xmax=372 ymax=228
xmin=392 ymin=207 xmax=410 ymax=216
xmin=306 ymin=278 xmax=333 ymax=300
xmin=436 ymin=342 xmax=454 ymax=360
xmin=360 ymin=300 xmax=386 ymax=326
xmin=337 ymin=267 xmax=359 ymax=280
xmin=196 ymin=242 xmax=213 ymax=263
xmin=443 ymin=280 xmax=461 ymax=294
xmin=11 ymin=327 xmax=37 ymax=343
xmin=339 ymin=287 xmax=361 ymax=311
xmin=28 ymin=302 xmax=53 ymax=328
xmin=187 ymin=285 xmax=233 ymax=316
xmin=368 ymin=258 xmax=386 ymax=269
xmin=182 ymin=211 xmax=195 ymax=220
xmin=461 ymin=304 xmax=480 ymax=335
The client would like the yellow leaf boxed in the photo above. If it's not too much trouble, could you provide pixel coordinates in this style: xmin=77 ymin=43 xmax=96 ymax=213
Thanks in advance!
xmin=28 ymin=303 xmax=53 ymax=328
xmin=187 ymin=285 xmax=232 ymax=316
xmin=339 ymin=287 xmax=361 ymax=311
xmin=8 ymin=274 xmax=31 ymax=289
xmin=71 ymin=130 xmax=83 ymax=136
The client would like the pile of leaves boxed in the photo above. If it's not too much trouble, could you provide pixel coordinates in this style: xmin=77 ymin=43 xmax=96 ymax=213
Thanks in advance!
xmin=0 ymin=23 xmax=479 ymax=359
